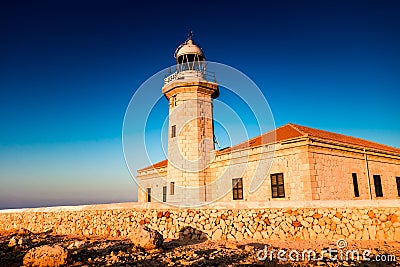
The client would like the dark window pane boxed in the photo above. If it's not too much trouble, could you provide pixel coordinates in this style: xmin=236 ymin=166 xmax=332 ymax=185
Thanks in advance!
xmin=271 ymin=175 xmax=277 ymax=186
xmin=171 ymin=125 xmax=176 ymax=138
xmin=232 ymin=178 xmax=243 ymax=200
xmin=352 ymin=173 xmax=360 ymax=197
xmin=162 ymin=186 xmax=167 ymax=202
xmin=373 ymin=175 xmax=383 ymax=197
xmin=147 ymin=188 xmax=151 ymax=202
xmin=396 ymin=177 xmax=400 ymax=197
xmin=272 ymin=187 xmax=278 ymax=195
xmin=277 ymin=174 xmax=284 ymax=185
xmin=238 ymin=189 xmax=243 ymax=199
xmin=271 ymin=173 xmax=285 ymax=198
xmin=277 ymin=185 xmax=285 ymax=196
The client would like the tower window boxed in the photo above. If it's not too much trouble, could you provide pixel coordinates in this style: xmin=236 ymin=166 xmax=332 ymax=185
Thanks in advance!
xmin=352 ymin=173 xmax=360 ymax=197
xmin=232 ymin=178 xmax=243 ymax=200
xmin=171 ymin=95 xmax=177 ymax=107
xmin=170 ymin=182 xmax=175 ymax=195
xmin=271 ymin=173 xmax=285 ymax=198
xmin=162 ymin=186 xmax=167 ymax=202
xmin=171 ymin=125 xmax=176 ymax=138
xmin=373 ymin=175 xmax=383 ymax=197
xmin=146 ymin=188 xmax=151 ymax=202
xmin=396 ymin=177 xmax=400 ymax=197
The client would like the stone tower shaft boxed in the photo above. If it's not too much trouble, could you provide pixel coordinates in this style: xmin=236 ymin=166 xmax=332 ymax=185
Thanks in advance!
xmin=162 ymin=35 xmax=219 ymax=203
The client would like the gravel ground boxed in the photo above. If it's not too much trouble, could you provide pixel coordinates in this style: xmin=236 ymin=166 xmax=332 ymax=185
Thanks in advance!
xmin=1 ymin=229 xmax=399 ymax=266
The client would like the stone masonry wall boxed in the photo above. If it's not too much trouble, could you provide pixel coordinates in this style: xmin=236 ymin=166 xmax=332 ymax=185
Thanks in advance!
xmin=165 ymin=81 xmax=217 ymax=203
xmin=1 ymin=202 xmax=399 ymax=242
xmin=137 ymin=165 xmax=167 ymax=202
xmin=211 ymin=142 xmax=314 ymax=202
xmin=309 ymin=142 xmax=400 ymax=201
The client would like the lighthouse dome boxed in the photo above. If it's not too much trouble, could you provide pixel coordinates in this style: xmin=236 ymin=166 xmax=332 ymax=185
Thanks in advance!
xmin=175 ymin=38 xmax=204 ymax=58
xmin=174 ymin=33 xmax=205 ymax=64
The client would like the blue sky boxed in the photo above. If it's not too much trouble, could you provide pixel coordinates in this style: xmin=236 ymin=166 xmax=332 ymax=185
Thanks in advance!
xmin=1 ymin=0 xmax=399 ymax=209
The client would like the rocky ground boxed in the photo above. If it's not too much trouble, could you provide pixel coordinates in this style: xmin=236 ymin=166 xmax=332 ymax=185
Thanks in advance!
xmin=1 ymin=229 xmax=399 ymax=267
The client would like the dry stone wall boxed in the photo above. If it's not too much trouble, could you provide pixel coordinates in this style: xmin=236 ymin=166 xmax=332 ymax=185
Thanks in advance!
xmin=1 ymin=202 xmax=400 ymax=242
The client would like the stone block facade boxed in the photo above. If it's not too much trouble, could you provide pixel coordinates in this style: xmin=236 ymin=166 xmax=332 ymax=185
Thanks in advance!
xmin=161 ymin=79 xmax=219 ymax=203
xmin=137 ymin=124 xmax=400 ymax=203
xmin=308 ymin=141 xmax=400 ymax=200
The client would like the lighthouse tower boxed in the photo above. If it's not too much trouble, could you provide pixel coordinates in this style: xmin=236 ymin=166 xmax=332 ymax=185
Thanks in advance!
xmin=162 ymin=33 xmax=219 ymax=203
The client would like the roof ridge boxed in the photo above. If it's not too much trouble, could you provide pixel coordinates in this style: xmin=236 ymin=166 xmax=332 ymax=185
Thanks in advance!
xmin=293 ymin=124 xmax=400 ymax=153
xmin=216 ymin=123 xmax=304 ymax=155
xmin=233 ymin=123 xmax=288 ymax=146
xmin=286 ymin=123 xmax=308 ymax=136
xmin=227 ymin=126 xmax=271 ymax=146
xmin=138 ymin=159 xmax=168 ymax=172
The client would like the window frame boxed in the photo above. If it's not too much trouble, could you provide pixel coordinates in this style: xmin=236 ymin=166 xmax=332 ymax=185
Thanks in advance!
xmin=172 ymin=95 xmax=177 ymax=107
xmin=146 ymin=188 xmax=151 ymax=202
xmin=232 ymin=178 xmax=243 ymax=200
xmin=396 ymin=177 xmax=400 ymax=197
xmin=373 ymin=175 xmax=383 ymax=197
xmin=270 ymin=173 xmax=285 ymax=198
xmin=170 ymin=182 xmax=175 ymax=195
xmin=162 ymin=186 xmax=167 ymax=202
xmin=352 ymin=173 xmax=360 ymax=197
xmin=171 ymin=125 xmax=176 ymax=138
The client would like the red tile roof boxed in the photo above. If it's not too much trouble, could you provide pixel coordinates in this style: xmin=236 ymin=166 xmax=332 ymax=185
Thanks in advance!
xmin=138 ymin=159 xmax=168 ymax=172
xmin=290 ymin=123 xmax=400 ymax=154
xmin=216 ymin=123 xmax=304 ymax=154
xmin=138 ymin=123 xmax=400 ymax=172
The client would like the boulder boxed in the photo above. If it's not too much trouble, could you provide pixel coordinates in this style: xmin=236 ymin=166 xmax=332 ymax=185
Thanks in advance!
xmin=128 ymin=225 xmax=163 ymax=250
xmin=23 ymin=245 xmax=68 ymax=267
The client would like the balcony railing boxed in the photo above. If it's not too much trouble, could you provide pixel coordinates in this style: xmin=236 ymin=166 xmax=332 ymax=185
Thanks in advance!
xmin=164 ymin=69 xmax=216 ymax=85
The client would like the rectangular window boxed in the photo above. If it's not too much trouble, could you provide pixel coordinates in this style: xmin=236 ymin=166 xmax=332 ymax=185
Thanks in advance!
xmin=352 ymin=173 xmax=360 ymax=197
xmin=162 ymin=186 xmax=167 ymax=202
xmin=396 ymin=177 xmax=400 ymax=197
xmin=170 ymin=182 xmax=175 ymax=195
xmin=271 ymin=173 xmax=285 ymax=198
xmin=146 ymin=188 xmax=151 ymax=202
xmin=373 ymin=175 xmax=383 ymax=197
xmin=232 ymin=178 xmax=243 ymax=200
xmin=171 ymin=125 xmax=176 ymax=138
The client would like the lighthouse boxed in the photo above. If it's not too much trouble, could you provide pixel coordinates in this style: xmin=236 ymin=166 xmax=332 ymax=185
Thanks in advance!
xmin=162 ymin=33 xmax=219 ymax=203
xmin=136 ymin=33 xmax=400 ymax=204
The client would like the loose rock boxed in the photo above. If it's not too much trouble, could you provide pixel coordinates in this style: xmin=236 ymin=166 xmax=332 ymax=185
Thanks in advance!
xmin=23 ymin=245 xmax=68 ymax=267
xmin=128 ymin=225 xmax=163 ymax=250
xmin=8 ymin=237 xmax=17 ymax=247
